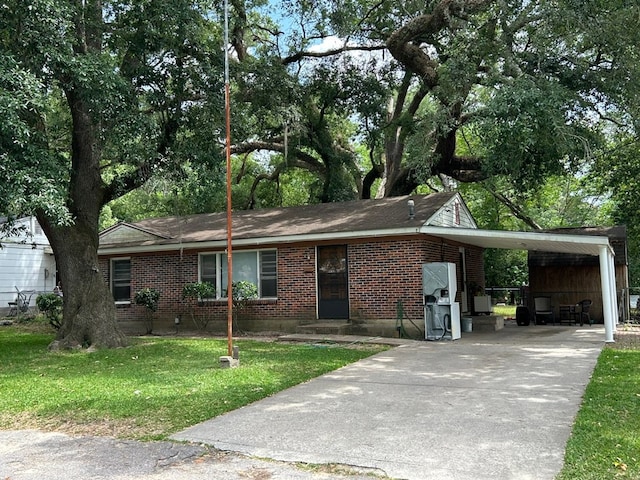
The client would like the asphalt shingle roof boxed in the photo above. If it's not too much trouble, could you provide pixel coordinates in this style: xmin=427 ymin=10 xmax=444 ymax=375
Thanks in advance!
xmin=100 ymin=192 xmax=457 ymax=247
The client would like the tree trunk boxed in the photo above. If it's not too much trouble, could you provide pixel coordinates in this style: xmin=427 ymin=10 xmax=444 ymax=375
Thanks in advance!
xmin=35 ymin=45 xmax=128 ymax=349
xmin=41 ymin=217 xmax=128 ymax=350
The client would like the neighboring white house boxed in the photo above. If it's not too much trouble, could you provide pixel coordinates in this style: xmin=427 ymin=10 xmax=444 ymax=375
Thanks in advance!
xmin=0 ymin=217 xmax=57 ymax=314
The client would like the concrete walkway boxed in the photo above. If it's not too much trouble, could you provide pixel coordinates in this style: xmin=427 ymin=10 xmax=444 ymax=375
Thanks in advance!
xmin=172 ymin=324 xmax=605 ymax=480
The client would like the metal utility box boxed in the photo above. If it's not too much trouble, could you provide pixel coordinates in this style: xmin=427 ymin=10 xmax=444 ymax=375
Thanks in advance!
xmin=422 ymin=262 xmax=457 ymax=304
xmin=473 ymin=295 xmax=492 ymax=314
xmin=422 ymin=263 xmax=461 ymax=340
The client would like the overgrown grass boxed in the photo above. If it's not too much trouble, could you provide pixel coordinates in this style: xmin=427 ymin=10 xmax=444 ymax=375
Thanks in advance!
xmin=557 ymin=346 xmax=640 ymax=479
xmin=0 ymin=326 xmax=387 ymax=441
xmin=491 ymin=304 xmax=517 ymax=317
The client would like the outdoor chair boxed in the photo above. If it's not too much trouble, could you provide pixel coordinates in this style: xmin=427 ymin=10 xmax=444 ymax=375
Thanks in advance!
xmin=7 ymin=299 xmax=18 ymax=316
xmin=13 ymin=287 xmax=36 ymax=316
xmin=558 ymin=304 xmax=579 ymax=325
xmin=577 ymin=299 xmax=593 ymax=326
xmin=534 ymin=296 xmax=555 ymax=325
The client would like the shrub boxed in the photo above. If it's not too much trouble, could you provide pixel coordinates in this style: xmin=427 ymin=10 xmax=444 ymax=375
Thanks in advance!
xmin=134 ymin=288 xmax=160 ymax=311
xmin=230 ymin=281 xmax=258 ymax=309
xmin=182 ymin=282 xmax=216 ymax=330
xmin=229 ymin=281 xmax=258 ymax=332
xmin=134 ymin=288 xmax=160 ymax=334
xmin=36 ymin=293 xmax=63 ymax=330
xmin=182 ymin=282 xmax=216 ymax=302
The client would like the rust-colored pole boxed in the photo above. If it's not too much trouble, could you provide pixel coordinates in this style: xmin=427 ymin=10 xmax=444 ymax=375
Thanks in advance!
xmin=224 ymin=0 xmax=233 ymax=357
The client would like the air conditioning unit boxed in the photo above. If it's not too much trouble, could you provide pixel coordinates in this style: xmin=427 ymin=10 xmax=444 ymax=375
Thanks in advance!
xmin=473 ymin=295 xmax=492 ymax=315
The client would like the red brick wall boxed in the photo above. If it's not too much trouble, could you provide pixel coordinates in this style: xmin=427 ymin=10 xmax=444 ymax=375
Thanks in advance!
xmin=99 ymin=236 xmax=484 ymax=333
xmin=349 ymin=238 xmax=483 ymax=324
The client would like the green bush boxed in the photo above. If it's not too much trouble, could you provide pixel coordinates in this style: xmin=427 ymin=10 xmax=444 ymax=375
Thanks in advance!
xmin=182 ymin=282 xmax=216 ymax=301
xmin=182 ymin=282 xmax=216 ymax=330
xmin=229 ymin=281 xmax=258 ymax=332
xmin=134 ymin=288 xmax=160 ymax=334
xmin=36 ymin=293 xmax=63 ymax=330
xmin=134 ymin=287 xmax=160 ymax=312
xmin=230 ymin=281 xmax=258 ymax=308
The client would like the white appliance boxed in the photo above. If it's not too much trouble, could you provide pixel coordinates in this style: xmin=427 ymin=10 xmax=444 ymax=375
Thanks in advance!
xmin=422 ymin=262 xmax=461 ymax=340
xmin=473 ymin=295 xmax=492 ymax=314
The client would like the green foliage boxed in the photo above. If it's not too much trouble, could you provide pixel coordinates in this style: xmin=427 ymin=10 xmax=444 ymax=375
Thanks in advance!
xmin=134 ymin=287 xmax=160 ymax=334
xmin=182 ymin=282 xmax=216 ymax=330
xmin=182 ymin=282 xmax=216 ymax=301
xmin=35 ymin=293 xmax=63 ymax=330
xmin=228 ymin=281 xmax=259 ymax=330
xmin=133 ymin=288 xmax=160 ymax=312
xmin=0 ymin=327 xmax=386 ymax=440
xmin=230 ymin=281 xmax=259 ymax=309
xmin=477 ymin=78 xmax=586 ymax=188
xmin=590 ymin=135 xmax=640 ymax=286
xmin=483 ymin=249 xmax=528 ymax=288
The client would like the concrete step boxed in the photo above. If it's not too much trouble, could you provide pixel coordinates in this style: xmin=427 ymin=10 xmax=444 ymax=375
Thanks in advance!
xmin=296 ymin=322 xmax=351 ymax=335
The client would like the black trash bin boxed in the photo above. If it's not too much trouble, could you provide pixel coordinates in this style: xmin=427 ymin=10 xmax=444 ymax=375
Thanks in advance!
xmin=516 ymin=306 xmax=531 ymax=326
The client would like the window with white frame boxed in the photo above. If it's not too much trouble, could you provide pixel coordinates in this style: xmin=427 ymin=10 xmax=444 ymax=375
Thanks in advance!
xmin=199 ymin=250 xmax=277 ymax=299
xmin=111 ymin=258 xmax=131 ymax=302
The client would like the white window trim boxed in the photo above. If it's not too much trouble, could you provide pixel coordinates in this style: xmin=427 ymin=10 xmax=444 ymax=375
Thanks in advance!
xmin=199 ymin=249 xmax=277 ymax=300
xmin=110 ymin=257 xmax=132 ymax=304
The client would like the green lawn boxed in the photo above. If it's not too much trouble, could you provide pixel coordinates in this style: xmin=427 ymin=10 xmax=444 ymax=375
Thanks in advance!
xmin=2 ymin=324 xmax=639 ymax=478
xmin=0 ymin=325 xmax=387 ymax=441
xmin=558 ymin=345 xmax=640 ymax=479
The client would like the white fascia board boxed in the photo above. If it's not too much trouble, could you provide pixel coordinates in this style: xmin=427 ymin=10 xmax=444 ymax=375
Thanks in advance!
xmin=420 ymin=226 xmax=614 ymax=256
xmin=99 ymin=224 xmax=613 ymax=257
xmin=98 ymin=226 xmax=425 ymax=255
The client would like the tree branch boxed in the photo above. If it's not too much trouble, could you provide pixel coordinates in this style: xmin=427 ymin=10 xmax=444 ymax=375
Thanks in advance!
xmin=488 ymin=189 xmax=542 ymax=230
xmin=231 ymin=140 xmax=326 ymax=174
xmin=282 ymin=44 xmax=386 ymax=65
xmin=386 ymin=0 xmax=491 ymax=86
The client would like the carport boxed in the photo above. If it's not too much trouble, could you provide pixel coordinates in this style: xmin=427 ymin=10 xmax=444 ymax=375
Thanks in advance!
xmin=422 ymin=226 xmax=618 ymax=342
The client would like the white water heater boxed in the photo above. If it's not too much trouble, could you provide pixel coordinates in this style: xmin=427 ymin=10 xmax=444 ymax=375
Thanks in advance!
xmin=422 ymin=262 xmax=461 ymax=340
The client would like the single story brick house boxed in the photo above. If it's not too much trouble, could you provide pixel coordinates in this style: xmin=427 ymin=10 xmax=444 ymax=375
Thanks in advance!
xmin=98 ymin=192 xmax=486 ymax=337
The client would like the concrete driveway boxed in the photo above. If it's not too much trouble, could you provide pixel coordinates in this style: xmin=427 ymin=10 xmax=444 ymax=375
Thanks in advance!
xmin=172 ymin=324 xmax=605 ymax=480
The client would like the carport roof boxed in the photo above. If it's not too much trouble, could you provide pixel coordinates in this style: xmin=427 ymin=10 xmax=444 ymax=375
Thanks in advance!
xmin=421 ymin=226 xmax=613 ymax=256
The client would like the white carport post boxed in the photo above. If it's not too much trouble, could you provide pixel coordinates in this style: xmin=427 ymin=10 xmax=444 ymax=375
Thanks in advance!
xmin=599 ymin=245 xmax=616 ymax=343
xmin=608 ymin=247 xmax=618 ymax=334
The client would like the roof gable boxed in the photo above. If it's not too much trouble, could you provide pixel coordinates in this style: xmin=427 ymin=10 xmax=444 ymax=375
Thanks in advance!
xmin=99 ymin=223 xmax=171 ymax=244
xmin=425 ymin=194 xmax=477 ymax=228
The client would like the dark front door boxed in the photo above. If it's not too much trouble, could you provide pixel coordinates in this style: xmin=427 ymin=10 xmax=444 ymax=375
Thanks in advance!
xmin=317 ymin=245 xmax=349 ymax=319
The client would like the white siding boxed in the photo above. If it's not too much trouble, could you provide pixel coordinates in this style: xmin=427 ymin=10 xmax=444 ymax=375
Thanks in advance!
xmin=0 ymin=217 xmax=56 ymax=310
xmin=426 ymin=195 xmax=477 ymax=228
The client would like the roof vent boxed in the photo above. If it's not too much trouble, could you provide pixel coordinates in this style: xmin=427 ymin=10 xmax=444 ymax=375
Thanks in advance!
xmin=408 ymin=198 xmax=415 ymax=219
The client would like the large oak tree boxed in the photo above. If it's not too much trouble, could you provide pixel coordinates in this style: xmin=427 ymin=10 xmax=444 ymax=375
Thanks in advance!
xmin=0 ymin=0 xmax=225 ymax=348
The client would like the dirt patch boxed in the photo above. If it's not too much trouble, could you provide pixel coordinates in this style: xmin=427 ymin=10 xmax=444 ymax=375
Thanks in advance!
xmin=610 ymin=324 xmax=640 ymax=350
xmin=0 ymin=411 xmax=165 ymax=439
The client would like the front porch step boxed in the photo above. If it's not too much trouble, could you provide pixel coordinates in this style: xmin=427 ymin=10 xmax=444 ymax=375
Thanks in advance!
xmin=296 ymin=322 xmax=352 ymax=335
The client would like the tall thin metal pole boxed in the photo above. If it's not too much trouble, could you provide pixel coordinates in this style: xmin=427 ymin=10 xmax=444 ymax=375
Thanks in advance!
xmin=224 ymin=0 xmax=233 ymax=357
